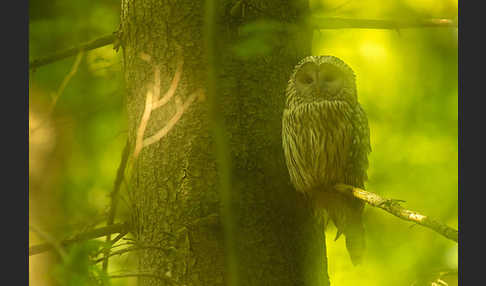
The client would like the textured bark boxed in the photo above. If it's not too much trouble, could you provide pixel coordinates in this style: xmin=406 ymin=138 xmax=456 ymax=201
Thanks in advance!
xmin=120 ymin=0 xmax=329 ymax=285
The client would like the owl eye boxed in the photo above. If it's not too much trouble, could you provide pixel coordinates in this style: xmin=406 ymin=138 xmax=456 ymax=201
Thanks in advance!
xmin=300 ymin=75 xmax=313 ymax=84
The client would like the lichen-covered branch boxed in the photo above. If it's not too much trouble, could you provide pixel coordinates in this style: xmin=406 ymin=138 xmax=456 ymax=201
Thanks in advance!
xmin=29 ymin=222 xmax=128 ymax=256
xmin=334 ymin=184 xmax=458 ymax=243
xmin=309 ymin=17 xmax=457 ymax=30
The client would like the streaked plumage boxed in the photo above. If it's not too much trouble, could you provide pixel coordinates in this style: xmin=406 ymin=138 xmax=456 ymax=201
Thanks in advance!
xmin=282 ymin=55 xmax=371 ymax=265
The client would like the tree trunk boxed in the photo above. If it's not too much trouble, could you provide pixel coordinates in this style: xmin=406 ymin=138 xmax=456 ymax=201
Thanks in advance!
xmin=120 ymin=0 xmax=329 ymax=285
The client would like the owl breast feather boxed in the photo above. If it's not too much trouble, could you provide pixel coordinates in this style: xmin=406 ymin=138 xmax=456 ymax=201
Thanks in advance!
xmin=282 ymin=101 xmax=355 ymax=194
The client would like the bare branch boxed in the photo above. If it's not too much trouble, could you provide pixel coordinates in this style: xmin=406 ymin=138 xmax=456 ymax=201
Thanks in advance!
xmin=29 ymin=17 xmax=456 ymax=70
xmin=109 ymin=272 xmax=178 ymax=285
xmin=30 ymin=34 xmax=115 ymax=70
xmin=309 ymin=17 xmax=457 ymax=30
xmin=94 ymin=245 xmax=169 ymax=264
xmin=29 ymin=225 xmax=68 ymax=260
xmin=51 ymin=51 xmax=84 ymax=107
xmin=30 ymin=51 xmax=84 ymax=135
xmin=95 ymin=246 xmax=138 ymax=263
xmin=103 ymin=140 xmax=131 ymax=272
xmin=29 ymin=223 xmax=128 ymax=256
xmin=334 ymin=184 xmax=458 ymax=242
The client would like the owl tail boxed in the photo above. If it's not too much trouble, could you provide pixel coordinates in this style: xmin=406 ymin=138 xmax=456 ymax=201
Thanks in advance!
xmin=342 ymin=213 xmax=365 ymax=265
xmin=316 ymin=191 xmax=366 ymax=266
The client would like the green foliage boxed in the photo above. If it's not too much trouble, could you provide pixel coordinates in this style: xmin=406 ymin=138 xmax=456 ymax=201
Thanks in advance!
xmin=311 ymin=1 xmax=457 ymax=285
xmin=29 ymin=0 xmax=457 ymax=285
xmin=29 ymin=1 xmax=127 ymax=285
xmin=232 ymin=20 xmax=285 ymax=59
xmin=52 ymin=241 xmax=110 ymax=286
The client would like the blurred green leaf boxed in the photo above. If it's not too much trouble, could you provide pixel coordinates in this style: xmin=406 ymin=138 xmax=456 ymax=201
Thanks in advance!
xmin=233 ymin=20 xmax=285 ymax=59
xmin=52 ymin=240 xmax=110 ymax=286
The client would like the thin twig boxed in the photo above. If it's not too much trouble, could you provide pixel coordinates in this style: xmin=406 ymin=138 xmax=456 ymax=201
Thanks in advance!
xmin=325 ymin=0 xmax=354 ymax=13
xmin=30 ymin=34 xmax=115 ymax=70
xmin=29 ymin=223 xmax=128 ymax=256
xmin=309 ymin=17 xmax=457 ymax=30
xmin=30 ymin=51 xmax=84 ymax=135
xmin=94 ymin=245 xmax=169 ymax=264
xmin=51 ymin=51 xmax=84 ymax=108
xmin=103 ymin=140 xmax=131 ymax=272
xmin=101 ymin=230 xmax=129 ymax=271
xmin=94 ymin=232 xmax=130 ymax=258
xmin=29 ymin=18 xmax=456 ymax=70
xmin=334 ymin=184 xmax=458 ymax=242
xmin=95 ymin=246 xmax=138 ymax=264
xmin=108 ymin=272 xmax=178 ymax=285
xmin=29 ymin=225 xmax=68 ymax=260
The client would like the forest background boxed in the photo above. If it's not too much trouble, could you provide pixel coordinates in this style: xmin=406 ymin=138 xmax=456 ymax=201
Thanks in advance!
xmin=29 ymin=0 xmax=458 ymax=285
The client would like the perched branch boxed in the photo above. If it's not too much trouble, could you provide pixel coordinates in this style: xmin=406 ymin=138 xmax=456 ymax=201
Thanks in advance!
xmin=309 ymin=17 xmax=457 ymax=30
xmin=334 ymin=184 xmax=458 ymax=243
xmin=30 ymin=34 xmax=115 ymax=70
xmin=29 ymin=222 xmax=128 ymax=256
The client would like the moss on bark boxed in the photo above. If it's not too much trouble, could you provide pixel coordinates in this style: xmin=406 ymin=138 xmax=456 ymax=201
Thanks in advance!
xmin=121 ymin=0 xmax=329 ymax=285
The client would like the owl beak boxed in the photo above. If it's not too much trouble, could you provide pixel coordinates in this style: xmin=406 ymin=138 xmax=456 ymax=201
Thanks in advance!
xmin=320 ymin=82 xmax=341 ymax=100
xmin=318 ymin=85 xmax=333 ymax=100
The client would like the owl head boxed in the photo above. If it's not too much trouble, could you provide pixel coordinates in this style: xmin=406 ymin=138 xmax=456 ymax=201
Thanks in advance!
xmin=285 ymin=55 xmax=358 ymax=109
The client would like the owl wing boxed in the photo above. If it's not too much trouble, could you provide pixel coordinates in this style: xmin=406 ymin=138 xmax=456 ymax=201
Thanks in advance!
xmin=346 ymin=104 xmax=371 ymax=189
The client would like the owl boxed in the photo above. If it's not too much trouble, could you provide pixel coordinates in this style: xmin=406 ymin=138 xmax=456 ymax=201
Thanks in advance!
xmin=282 ymin=55 xmax=371 ymax=265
